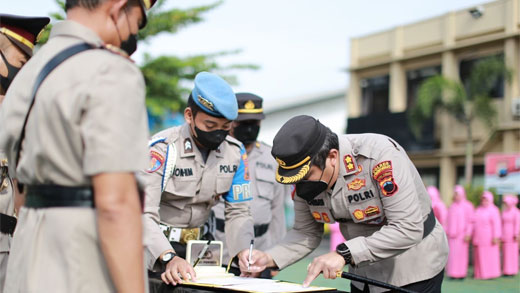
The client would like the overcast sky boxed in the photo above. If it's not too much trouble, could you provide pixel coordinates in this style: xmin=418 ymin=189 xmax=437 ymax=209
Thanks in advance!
xmin=5 ymin=0 xmax=487 ymax=103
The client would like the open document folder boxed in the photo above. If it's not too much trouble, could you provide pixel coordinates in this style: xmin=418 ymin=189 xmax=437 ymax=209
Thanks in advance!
xmin=184 ymin=240 xmax=336 ymax=292
xmin=183 ymin=276 xmax=336 ymax=293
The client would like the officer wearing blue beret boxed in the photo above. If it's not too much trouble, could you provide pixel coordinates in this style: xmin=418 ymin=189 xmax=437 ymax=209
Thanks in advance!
xmin=140 ymin=71 xmax=254 ymax=285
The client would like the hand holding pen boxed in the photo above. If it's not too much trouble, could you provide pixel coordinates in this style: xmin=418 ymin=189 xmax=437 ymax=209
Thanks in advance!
xmin=193 ymin=240 xmax=212 ymax=268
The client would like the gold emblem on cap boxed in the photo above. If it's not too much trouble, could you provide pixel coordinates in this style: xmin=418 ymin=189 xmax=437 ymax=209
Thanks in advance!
xmin=142 ymin=0 xmax=152 ymax=9
xmin=275 ymin=163 xmax=310 ymax=184
xmin=244 ymin=100 xmax=255 ymax=110
xmin=278 ymin=156 xmax=310 ymax=170
xmin=276 ymin=157 xmax=286 ymax=167
xmin=198 ymin=95 xmax=214 ymax=111
xmin=36 ymin=28 xmax=45 ymax=43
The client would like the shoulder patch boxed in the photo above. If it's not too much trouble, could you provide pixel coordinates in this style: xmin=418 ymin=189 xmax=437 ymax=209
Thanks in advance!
xmin=372 ymin=160 xmax=392 ymax=181
xmin=161 ymin=144 xmax=177 ymax=192
xmin=149 ymin=137 xmax=166 ymax=147
xmin=147 ymin=150 xmax=165 ymax=173
xmin=372 ymin=160 xmax=398 ymax=197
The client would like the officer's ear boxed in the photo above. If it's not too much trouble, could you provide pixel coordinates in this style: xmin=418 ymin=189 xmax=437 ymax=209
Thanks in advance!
xmin=184 ymin=107 xmax=193 ymax=124
xmin=108 ymin=0 xmax=129 ymax=23
xmin=328 ymin=149 xmax=339 ymax=168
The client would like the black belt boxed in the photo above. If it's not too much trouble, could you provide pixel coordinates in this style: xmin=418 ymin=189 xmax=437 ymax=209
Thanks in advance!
xmin=422 ymin=209 xmax=436 ymax=239
xmin=0 ymin=213 xmax=17 ymax=235
xmin=216 ymin=218 xmax=269 ymax=238
xmin=25 ymin=185 xmax=94 ymax=208
xmin=335 ymin=209 xmax=436 ymax=239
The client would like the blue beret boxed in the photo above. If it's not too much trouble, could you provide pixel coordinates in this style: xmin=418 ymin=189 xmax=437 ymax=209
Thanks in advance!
xmin=191 ymin=72 xmax=238 ymax=120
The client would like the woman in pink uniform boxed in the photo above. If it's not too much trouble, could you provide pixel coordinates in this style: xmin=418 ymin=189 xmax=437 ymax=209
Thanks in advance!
xmin=446 ymin=185 xmax=474 ymax=279
xmin=501 ymin=194 xmax=520 ymax=276
xmin=473 ymin=191 xmax=502 ymax=279
xmin=427 ymin=186 xmax=447 ymax=227
xmin=329 ymin=223 xmax=346 ymax=252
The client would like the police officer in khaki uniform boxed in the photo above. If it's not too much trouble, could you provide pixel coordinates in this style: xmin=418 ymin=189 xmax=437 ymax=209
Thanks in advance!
xmin=243 ymin=115 xmax=449 ymax=293
xmin=212 ymin=93 xmax=288 ymax=278
xmin=0 ymin=13 xmax=49 ymax=290
xmin=0 ymin=0 xmax=156 ymax=292
xmin=141 ymin=72 xmax=254 ymax=286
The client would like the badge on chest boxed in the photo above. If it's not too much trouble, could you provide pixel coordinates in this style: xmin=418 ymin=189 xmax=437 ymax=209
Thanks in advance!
xmin=309 ymin=206 xmax=336 ymax=224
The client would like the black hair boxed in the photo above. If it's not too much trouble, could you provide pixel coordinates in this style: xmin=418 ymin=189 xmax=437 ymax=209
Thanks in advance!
xmin=187 ymin=94 xmax=201 ymax=118
xmin=310 ymin=128 xmax=339 ymax=170
xmin=65 ymin=0 xmax=139 ymax=11
xmin=66 ymin=0 xmax=103 ymax=10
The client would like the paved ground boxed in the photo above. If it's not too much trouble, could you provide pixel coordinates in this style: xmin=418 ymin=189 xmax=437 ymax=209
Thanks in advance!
xmin=273 ymin=237 xmax=520 ymax=292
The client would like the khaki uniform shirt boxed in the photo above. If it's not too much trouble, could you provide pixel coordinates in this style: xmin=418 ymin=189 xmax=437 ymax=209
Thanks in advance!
xmin=0 ymin=21 xmax=149 ymax=292
xmin=0 ymin=151 xmax=14 ymax=289
xmin=140 ymin=124 xmax=254 ymax=270
xmin=268 ymin=134 xmax=449 ymax=292
xmin=0 ymin=151 xmax=14 ymax=253
xmin=213 ymin=141 xmax=289 ymax=263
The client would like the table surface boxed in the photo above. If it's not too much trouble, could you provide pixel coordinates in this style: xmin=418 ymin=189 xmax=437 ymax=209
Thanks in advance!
xmin=149 ymin=277 xmax=349 ymax=293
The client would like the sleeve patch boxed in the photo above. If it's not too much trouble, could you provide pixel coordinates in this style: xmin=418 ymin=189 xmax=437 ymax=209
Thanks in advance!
xmin=148 ymin=136 xmax=166 ymax=147
xmin=372 ymin=160 xmax=392 ymax=180
xmin=222 ymin=146 xmax=252 ymax=203
xmin=372 ymin=161 xmax=398 ymax=197
xmin=147 ymin=150 xmax=165 ymax=173
xmin=223 ymin=183 xmax=252 ymax=203
xmin=378 ymin=176 xmax=398 ymax=197
xmin=242 ymin=152 xmax=250 ymax=180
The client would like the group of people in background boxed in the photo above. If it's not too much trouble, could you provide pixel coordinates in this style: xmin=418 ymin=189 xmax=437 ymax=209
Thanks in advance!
xmin=427 ymin=185 xmax=520 ymax=280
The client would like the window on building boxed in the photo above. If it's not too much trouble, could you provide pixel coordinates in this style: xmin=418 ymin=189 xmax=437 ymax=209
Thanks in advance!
xmin=360 ymin=75 xmax=389 ymax=115
xmin=417 ymin=167 xmax=440 ymax=187
xmin=406 ymin=65 xmax=441 ymax=109
xmin=459 ymin=54 xmax=504 ymax=99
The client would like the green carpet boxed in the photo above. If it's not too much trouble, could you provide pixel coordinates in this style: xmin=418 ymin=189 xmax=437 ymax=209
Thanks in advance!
xmin=274 ymin=258 xmax=520 ymax=292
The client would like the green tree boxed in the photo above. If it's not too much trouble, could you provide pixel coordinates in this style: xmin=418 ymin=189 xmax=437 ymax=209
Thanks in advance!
xmin=41 ymin=0 xmax=258 ymax=124
xmin=409 ymin=56 xmax=511 ymax=186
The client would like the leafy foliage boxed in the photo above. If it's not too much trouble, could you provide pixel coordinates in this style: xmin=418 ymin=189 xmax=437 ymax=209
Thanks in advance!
xmin=409 ymin=56 xmax=511 ymax=185
xmin=464 ymin=185 xmax=499 ymax=208
xmin=410 ymin=56 xmax=509 ymax=137
xmin=39 ymin=0 xmax=258 ymax=120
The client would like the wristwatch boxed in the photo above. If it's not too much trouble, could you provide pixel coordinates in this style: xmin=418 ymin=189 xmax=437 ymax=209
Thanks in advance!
xmin=160 ymin=251 xmax=176 ymax=264
xmin=335 ymin=243 xmax=352 ymax=265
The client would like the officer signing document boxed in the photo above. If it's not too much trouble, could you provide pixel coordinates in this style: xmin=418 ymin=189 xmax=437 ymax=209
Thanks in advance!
xmin=240 ymin=115 xmax=449 ymax=293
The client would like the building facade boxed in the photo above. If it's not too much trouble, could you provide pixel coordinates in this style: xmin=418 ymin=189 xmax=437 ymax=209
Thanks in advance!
xmin=258 ymin=90 xmax=346 ymax=145
xmin=347 ymin=0 xmax=520 ymax=203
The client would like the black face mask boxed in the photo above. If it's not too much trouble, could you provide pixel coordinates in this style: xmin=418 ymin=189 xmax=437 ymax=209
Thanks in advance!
xmin=194 ymin=125 xmax=229 ymax=150
xmin=120 ymin=33 xmax=137 ymax=56
xmin=114 ymin=10 xmax=138 ymax=56
xmin=233 ymin=123 xmax=260 ymax=145
xmin=296 ymin=162 xmax=335 ymax=203
xmin=0 ymin=51 xmax=21 ymax=92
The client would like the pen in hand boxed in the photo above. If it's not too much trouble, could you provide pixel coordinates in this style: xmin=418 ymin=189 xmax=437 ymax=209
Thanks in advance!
xmin=193 ymin=240 xmax=212 ymax=268
xmin=248 ymin=239 xmax=254 ymax=271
